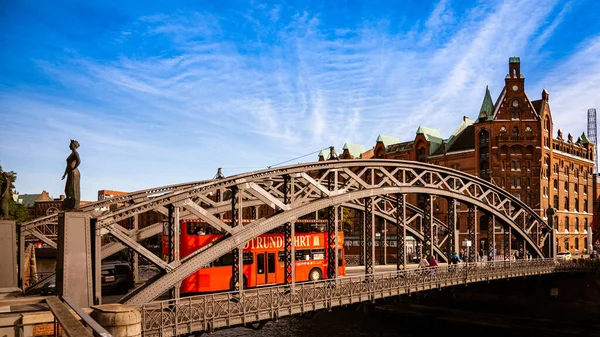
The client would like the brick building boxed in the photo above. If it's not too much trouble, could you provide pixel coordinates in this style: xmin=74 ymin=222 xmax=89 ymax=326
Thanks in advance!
xmin=324 ymin=58 xmax=595 ymax=256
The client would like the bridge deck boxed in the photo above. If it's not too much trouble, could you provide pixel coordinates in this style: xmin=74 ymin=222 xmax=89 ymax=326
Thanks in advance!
xmin=138 ymin=259 xmax=594 ymax=337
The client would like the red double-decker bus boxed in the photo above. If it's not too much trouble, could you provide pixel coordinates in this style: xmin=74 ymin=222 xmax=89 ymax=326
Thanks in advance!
xmin=162 ymin=219 xmax=345 ymax=293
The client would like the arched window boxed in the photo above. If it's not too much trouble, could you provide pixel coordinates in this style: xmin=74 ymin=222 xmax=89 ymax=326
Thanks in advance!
xmin=575 ymin=183 xmax=578 ymax=193
xmin=512 ymin=126 xmax=519 ymax=136
xmin=575 ymin=237 xmax=580 ymax=250
xmin=584 ymin=199 xmax=588 ymax=212
xmin=500 ymin=145 xmax=508 ymax=155
xmin=585 ymin=218 xmax=588 ymax=229
xmin=565 ymin=217 xmax=570 ymax=231
xmin=553 ymin=179 xmax=558 ymax=189
xmin=575 ymin=218 xmax=580 ymax=231
xmin=553 ymin=195 xmax=559 ymax=208
xmin=575 ymin=198 xmax=579 ymax=211
xmin=564 ymin=197 xmax=569 ymax=211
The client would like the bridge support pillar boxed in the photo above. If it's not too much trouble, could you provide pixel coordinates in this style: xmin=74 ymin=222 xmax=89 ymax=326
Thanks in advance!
xmin=167 ymin=204 xmax=181 ymax=299
xmin=230 ymin=186 xmax=243 ymax=292
xmin=128 ymin=215 xmax=139 ymax=284
xmin=283 ymin=175 xmax=294 ymax=285
xmin=396 ymin=194 xmax=405 ymax=270
xmin=467 ymin=205 xmax=477 ymax=262
xmin=422 ymin=195 xmax=433 ymax=259
xmin=365 ymin=197 xmax=374 ymax=278
xmin=503 ymin=226 xmax=511 ymax=259
xmin=446 ymin=198 xmax=456 ymax=262
xmin=488 ymin=216 xmax=496 ymax=261
xmin=57 ymin=212 xmax=93 ymax=308
xmin=0 ymin=220 xmax=18 ymax=296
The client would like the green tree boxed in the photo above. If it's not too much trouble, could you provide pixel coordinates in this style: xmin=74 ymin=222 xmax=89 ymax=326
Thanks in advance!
xmin=0 ymin=165 xmax=31 ymax=223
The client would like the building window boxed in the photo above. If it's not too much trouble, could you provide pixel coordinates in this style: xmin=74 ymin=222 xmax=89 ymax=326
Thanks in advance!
xmin=574 ymin=183 xmax=578 ymax=193
xmin=512 ymin=126 xmax=519 ymax=136
xmin=511 ymin=161 xmax=520 ymax=171
xmin=525 ymin=194 xmax=531 ymax=205
xmin=584 ymin=185 xmax=588 ymax=194
xmin=553 ymin=195 xmax=559 ymax=209
xmin=553 ymin=179 xmax=558 ymax=190
xmin=511 ymin=177 xmax=521 ymax=188
xmin=527 ymin=161 xmax=531 ymax=170
xmin=564 ymin=167 xmax=568 ymax=175
xmin=543 ymin=186 xmax=548 ymax=196
xmin=575 ymin=218 xmax=580 ymax=232
xmin=565 ymin=217 xmax=570 ymax=232
xmin=501 ymin=177 xmax=505 ymax=187
xmin=584 ymin=199 xmax=588 ymax=212
xmin=564 ymin=181 xmax=568 ymax=191
xmin=501 ymin=161 xmax=505 ymax=171
xmin=554 ymin=164 xmax=559 ymax=174
xmin=585 ymin=218 xmax=588 ymax=229
xmin=575 ymin=198 xmax=579 ymax=212
xmin=564 ymin=197 xmax=569 ymax=211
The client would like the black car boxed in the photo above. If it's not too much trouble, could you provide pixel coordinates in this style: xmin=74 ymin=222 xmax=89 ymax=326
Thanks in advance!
xmin=39 ymin=261 xmax=134 ymax=296
xmin=40 ymin=279 xmax=55 ymax=295
xmin=101 ymin=261 xmax=135 ymax=295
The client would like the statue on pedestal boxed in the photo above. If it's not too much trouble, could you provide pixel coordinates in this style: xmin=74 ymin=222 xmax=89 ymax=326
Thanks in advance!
xmin=62 ymin=139 xmax=81 ymax=211
xmin=0 ymin=171 xmax=12 ymax=219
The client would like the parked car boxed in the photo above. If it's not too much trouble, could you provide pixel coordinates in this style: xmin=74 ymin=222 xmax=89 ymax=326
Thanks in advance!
xmin=39 ymin=261 xmax=134 ymax=296
xmin=40 ymin=279 xmax=55 ymax=295
xmin=101 ymin=261 xmax=135 ymax=295
xmin=557 ymin=251 xmax=572 ymax=260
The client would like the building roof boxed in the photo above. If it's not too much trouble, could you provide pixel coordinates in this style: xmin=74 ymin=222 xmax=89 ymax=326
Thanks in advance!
xmin=342 ymin=143 xmax=366 ymax=159
xmin=477 ymin=86 xmax=494 ymax=122
xmin=509 ymin=56 xmax=520 ymax=63
xmin=376 ymin=135 xmax=400 ymax=147
xmin=318 ymin=149 xmax=330 ymax=160
xmin=386 ymin=141 xmax=414 ymax=154
xmin=416 ymin=126 xmax=444 ymax=154
xmin=360 ymin=148 xmax=374 ymax=159
xmin=14 ymin=194 xmax=41 ymax=208
xmin=581 ymin=132 xmax=593 ymax=145
xmin=531 ymin=99 xmax=543 ymax=116
xmin=416 ymin=126 xmax=443 ymax=141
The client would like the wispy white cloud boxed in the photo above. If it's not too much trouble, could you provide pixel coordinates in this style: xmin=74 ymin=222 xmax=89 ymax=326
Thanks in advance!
xmin=2 ymin=0 xmax=599 ymax=200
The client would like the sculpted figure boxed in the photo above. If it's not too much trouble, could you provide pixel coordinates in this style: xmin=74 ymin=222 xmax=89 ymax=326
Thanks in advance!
xmin=62 ymin=139 xmax=81 ymax=210
xmin=0 ymin=172 xmax=11 ymax=219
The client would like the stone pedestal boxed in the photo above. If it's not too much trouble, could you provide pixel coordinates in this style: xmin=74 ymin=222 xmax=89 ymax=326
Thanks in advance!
xmin=0 ymin=220 xmax=18 ymax=294
xmin=57 ymin=212 xmax=93 ymax=308
xmin=91 ymin=304 xmax=142 ymax=337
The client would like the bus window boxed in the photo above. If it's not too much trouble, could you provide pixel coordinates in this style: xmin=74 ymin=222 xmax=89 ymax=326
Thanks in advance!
xmin=243 ymin=252 xmax=254 ymax=265
xmin=213 ymin=252 xmax=253 ymax=266
xmin=311 ymin=249 xmax=325 ymax=260
xmin=295 ymin=250 xmax=311 ymax=261
xmin=267 ymin=253 xmax=276 ymax=273
xmin=257 ymin=254 xmax=265 ymax=274
xmin=187 ymin=222 xmax=211 ymax=235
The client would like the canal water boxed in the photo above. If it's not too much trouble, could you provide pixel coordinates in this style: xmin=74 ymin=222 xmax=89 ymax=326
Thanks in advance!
xmin=210 ymin=307 xmax=418 ymax=337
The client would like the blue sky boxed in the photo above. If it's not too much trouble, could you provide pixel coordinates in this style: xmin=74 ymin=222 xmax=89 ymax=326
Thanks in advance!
xmin=1 ymin=0 xmax=599 ymax=201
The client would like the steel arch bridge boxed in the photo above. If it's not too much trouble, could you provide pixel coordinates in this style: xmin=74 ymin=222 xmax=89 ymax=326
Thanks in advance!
xmin=19 ymin=160 xmax=553 ymax=305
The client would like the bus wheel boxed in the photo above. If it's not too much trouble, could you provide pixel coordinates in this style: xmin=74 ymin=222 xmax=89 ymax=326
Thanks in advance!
xmin=308 ymin=268 xmax=322 ymax=282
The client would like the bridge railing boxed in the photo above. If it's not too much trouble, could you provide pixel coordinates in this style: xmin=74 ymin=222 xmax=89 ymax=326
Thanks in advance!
xmin=138 ymin=259 xmax=596 ymax=337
